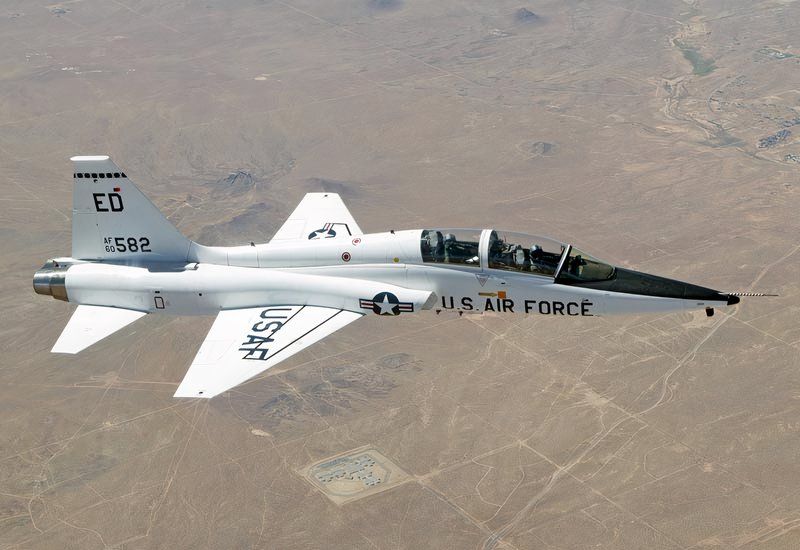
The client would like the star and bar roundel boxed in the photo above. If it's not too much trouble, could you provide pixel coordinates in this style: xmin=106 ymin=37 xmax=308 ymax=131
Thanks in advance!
xmin=359 ymin=292 xmax=414 ymax=316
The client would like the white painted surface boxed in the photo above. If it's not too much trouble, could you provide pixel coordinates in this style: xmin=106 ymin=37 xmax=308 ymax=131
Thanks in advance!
xmin=52 ymin=305 xmax=146 ymax=354
xmin=174 ymin=306 xmax=362 ymax=398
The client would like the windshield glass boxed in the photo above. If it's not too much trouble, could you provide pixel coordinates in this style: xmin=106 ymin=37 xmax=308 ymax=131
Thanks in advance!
xmin=421 ymin=229 xmax=481 ymax=267
xmin=488 ymin=231 xmax=566 ymax=277
xmin=557 ymin=247 xmax=615 ymax=282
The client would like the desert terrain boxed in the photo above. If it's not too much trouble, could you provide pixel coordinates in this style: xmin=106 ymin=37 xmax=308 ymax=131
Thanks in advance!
xmin=1 ymin=0 xmax=799 ymax=548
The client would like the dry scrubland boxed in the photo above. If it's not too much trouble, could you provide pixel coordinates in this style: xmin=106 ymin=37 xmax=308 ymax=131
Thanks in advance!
xmin=1 ymin=0 xmax=799 ymax=548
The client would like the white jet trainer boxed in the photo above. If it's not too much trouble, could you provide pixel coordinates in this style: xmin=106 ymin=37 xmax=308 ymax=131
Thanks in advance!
xmin=34 ymin=156 xmax=741 ymax=398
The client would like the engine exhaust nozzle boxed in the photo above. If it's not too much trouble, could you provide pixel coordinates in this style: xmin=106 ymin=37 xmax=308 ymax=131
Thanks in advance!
xmin=33 ymin=260 xmax=70 ymax=302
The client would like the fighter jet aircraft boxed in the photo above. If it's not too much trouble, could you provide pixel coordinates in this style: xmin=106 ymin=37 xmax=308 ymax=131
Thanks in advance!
xmin=33 ymin=156 xmax=742 ymax=398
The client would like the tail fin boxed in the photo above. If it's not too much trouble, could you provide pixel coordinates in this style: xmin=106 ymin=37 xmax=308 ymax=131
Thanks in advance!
xmin=71 ymin=156 xmax=190 ymax=261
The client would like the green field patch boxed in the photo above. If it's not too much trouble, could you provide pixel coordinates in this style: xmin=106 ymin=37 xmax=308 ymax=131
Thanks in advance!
xmin=674 ymin=39 xmax=717 ymax=75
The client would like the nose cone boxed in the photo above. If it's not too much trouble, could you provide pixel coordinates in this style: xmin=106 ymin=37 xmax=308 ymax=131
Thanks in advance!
xmin=559 ymin=267 xmax=736 ymax=305
xmin=611 ymin=268 xmax=734 ymax=303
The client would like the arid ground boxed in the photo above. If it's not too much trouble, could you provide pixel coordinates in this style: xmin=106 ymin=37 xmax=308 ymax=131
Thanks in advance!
xmin=1 ymin=1 xmax=799 ymax=548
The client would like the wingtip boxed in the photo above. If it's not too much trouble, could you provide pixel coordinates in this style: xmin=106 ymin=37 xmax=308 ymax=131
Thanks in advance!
xmin=173 ymin=388 xmax=215 ymax=399
xmin=51 ymin=345 xmax=80 ymax=354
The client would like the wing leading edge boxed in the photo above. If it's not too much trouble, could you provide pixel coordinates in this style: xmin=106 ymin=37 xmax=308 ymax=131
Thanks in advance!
xmin=270 ymin=192 xmax=362 ymax=242
xmin=174 ymin=305 xmax=362 ymax=398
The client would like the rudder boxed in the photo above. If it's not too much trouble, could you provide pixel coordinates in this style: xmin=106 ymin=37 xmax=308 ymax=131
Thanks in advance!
xmin=71 ymin=156 xmax=190 ymax=261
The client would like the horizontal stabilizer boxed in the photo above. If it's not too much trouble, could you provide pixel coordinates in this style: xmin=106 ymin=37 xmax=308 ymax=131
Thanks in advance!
xmin=175 ymin=305 xmax=362 ymax=398
xmin=52 ymin=305 xmax=146 ymax=354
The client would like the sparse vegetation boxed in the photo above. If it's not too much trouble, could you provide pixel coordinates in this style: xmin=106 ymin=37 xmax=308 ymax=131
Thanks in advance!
xmin=757 ymin=47 xmax=795 ymax=60
xmin=514 ymin=8 xmax=541 ymax=24
xmin=673 ymin=39 xmax=717 ymax=75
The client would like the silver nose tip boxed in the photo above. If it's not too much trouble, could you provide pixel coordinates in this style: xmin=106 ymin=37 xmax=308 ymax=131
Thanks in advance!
xmin=32 ymin=261 xmax=69 ymax=301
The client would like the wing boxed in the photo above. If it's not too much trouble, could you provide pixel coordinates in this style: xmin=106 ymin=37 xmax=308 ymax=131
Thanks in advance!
xmin=174 ymin=305 xmax=362 ymax=398
xmin=270 ymin=193 xmax=362 ymax=242
xmin=52 ymin=305 xmax=146 ymax=354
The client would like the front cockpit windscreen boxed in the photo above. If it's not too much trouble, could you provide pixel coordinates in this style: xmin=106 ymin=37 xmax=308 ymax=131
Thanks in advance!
xmin=488 ymin=231 xmax=566 ymax=277
xmin=421 ymin=229 xmax=482 ymax=267
xmin=556 ymin=247 xmax=615 ymax=282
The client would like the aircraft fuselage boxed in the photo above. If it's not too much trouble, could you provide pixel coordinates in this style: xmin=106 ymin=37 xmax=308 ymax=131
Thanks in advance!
xmin=33 ymin=156 xmax=743 ymax=398
xmin=36 ymin=228 xmax=735 ymax=319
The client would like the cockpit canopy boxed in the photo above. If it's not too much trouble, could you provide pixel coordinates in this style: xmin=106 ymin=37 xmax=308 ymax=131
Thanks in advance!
xmin=420 ymin=229 xmax=482 ymax=267
xmin=487 ymin=231 xmax=564 ymax=277
xmin=557 ymin=245 xmax=616 ymax=282
xmin=420 ymin=229 xmax=616 ymax=282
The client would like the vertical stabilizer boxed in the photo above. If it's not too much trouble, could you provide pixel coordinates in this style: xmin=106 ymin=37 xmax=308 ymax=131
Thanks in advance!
xmin=70 ymin=156 xmax=190 ymax=261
